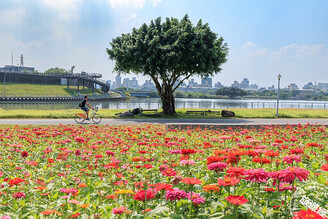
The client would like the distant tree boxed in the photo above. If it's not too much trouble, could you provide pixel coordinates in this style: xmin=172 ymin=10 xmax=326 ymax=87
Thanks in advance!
xmin=291 ymin=90 xmax=300 ymax=98
xmin=44 ymin=67 xmax=70 ymax=75
xmin=216 ymin=87 xmax=247 ymax=98
xmin=107 ymin=14 xmax=228 ymax=115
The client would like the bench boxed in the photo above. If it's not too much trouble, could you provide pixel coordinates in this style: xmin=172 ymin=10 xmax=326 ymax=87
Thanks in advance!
xmin=140 ymin=108 xmax=159 ymax=116
xmin=186 ymin=110 xmax=221 ymax=116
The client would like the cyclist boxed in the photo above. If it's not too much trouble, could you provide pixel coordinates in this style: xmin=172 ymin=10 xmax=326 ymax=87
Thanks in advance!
xmin=79 ymin=95 xmax=94 ymax=120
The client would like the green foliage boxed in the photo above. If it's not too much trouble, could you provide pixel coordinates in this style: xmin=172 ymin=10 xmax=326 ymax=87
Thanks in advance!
xmin=44 ymin=67 xmax=70 ymax=75
xmin=216 ymin=87 xmax=247 ymax=98
xmin=107 ymin=14 xmax=228 ymax=114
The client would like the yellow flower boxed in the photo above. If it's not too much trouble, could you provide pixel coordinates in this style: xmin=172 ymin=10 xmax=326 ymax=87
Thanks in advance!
xmin=114 ymin=189 xmax=134 ymax=195
xmin=80 ymin=204 xmax=90 ymax=208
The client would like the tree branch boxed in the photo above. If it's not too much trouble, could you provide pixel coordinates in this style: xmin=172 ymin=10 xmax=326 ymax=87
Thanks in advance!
xmin=172 ymin=73 xmax=192 ymax=92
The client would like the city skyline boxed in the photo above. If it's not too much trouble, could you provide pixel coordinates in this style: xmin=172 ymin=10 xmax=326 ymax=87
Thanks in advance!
xmin=0 ymin=0 xmax=327 ymax=88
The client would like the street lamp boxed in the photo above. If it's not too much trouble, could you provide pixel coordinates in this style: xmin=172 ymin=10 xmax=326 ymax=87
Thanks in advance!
xmin=276 ymin=74 xmax=282 ymax=118
xmin=3 ymin=73 xmax=8 ymax=97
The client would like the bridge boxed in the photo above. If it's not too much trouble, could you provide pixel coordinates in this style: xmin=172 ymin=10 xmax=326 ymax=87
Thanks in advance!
xmin=0 ymin=71 xmax=111 ymax=94
xmin=130 ymin=92 xmax=151 ymax=97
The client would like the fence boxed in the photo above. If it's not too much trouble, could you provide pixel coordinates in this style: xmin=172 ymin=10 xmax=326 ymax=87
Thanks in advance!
xmin=107 ymin=101 xmax=328 ymax=110
xmin=0 ymin=101 xmax=328 ymax=110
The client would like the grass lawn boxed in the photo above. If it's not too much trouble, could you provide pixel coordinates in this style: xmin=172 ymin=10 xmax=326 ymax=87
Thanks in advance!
xmin=0 ymin=108 xmax=327 ymax=119
xmin=0 ymin=83 xmax=102 ymax=97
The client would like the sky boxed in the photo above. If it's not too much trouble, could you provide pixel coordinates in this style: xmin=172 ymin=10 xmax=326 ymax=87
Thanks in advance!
xmin=0 ymin=0 xmax=328 ymax=88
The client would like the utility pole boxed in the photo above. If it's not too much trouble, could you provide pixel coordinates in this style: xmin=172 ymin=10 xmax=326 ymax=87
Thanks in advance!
xmin=276 ymin=74 xmax=282 ymax=118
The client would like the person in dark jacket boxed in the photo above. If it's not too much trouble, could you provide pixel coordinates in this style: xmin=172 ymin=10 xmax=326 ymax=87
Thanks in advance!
xmin=80 ymin=96 xmax=94 ymax=120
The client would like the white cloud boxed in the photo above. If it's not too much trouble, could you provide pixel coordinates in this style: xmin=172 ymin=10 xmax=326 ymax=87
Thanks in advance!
xmin=43 ymin=0 xmax=83 ymax=20
xmin=108 ymin=0 xmax=162 ymax=9
xmin=222 ymin=43 xmax=328 ymax=87
xmin=243 ymin=41 xmax=256 ymax=49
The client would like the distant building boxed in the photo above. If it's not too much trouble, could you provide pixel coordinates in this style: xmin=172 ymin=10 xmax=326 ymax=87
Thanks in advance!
xmin=141 ymin=80 xmax=156 ymax=91
xmin=268 ymin=85 xmax=275 ymax=91
xmin=0 ymin=65 xmax=34 ymax=73
xmin=231 ymin=81 xmax=241 ymax=88
xmin=248 ymin=84 xmax=259 ymax=90
xmin=318 ymin=83 xmax=328 ymax=91
xmin=114 ymin=74 xmax=122 ymax=89
xmin=303 ymin=82 xmax=315 ymax=90
xmin=288 ymin=83 xmax=299 ymax=90
xmin=122 ymin=78 xmax=129 ymax=88
xmin=240 ymin=78 xmax=249 ymax=89
xmin=129 ymin=77 xmax=140 ymax=90
xmin=188 ymin=78 xmax=199 ymax=88
xmin=214 ymin=81 xmax=224 ymax=88
xmin=201 ymin=77 xmax=212 ymax=88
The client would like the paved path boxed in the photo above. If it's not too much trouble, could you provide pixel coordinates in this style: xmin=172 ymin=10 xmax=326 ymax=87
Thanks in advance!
xmin=0 ymin=118 xmax=327 ymax=126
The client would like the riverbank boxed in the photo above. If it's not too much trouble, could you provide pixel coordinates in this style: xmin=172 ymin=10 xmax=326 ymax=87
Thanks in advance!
xmin=0 ymin=108 xmax=328 ymax=119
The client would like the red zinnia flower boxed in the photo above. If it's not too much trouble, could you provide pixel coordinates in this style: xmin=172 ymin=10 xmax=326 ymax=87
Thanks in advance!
xmin=226 ymin=167 xmax=245 ymax=177
xmin=154 ymin=183 xmax=173 ymax=191
xmin=8 ymin=178 xmax=25 ymax=186
xmin=181 ymin=149 xmax=197 ymax=155
xmin=21 ymin=151 xmax=28 ymax=158
xmin=292 ymin=209 xmax=326 ymax=219
xmin=244 ymin=169 xmax=269 ymax=183
xmin=181 ymin=177 xmax=202 ymax=185
xmin=321 ymin=163 xmax=328 ymax=171
xmin=225 ymin=195 xmax=249 ymax=205
xmin=133 ymin=189 xmax=156 ymax=201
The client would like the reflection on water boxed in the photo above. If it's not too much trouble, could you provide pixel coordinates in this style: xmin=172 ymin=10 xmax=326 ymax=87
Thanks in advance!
xmin=0 ymin=98 xmax=328 ymax=110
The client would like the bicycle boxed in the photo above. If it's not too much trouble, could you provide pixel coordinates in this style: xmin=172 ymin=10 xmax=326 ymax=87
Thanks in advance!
xmin=74 ymin=107 xmax=102 ymax=124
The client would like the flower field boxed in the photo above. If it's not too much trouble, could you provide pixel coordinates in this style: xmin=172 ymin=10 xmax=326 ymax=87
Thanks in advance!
xmin=0 ymin=124 xmax=328 ymax=218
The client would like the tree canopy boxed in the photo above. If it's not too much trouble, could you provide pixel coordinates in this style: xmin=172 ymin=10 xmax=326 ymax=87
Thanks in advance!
xmin=107 ymin=14 xmax=228 ymax=115
xmin=216 ymin=87 xmax=247 ymax=98
xmin=44 ymin=67 xmax=70 ymax=75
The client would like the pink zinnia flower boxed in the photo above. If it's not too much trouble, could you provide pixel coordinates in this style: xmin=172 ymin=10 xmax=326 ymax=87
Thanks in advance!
xmin=180 ymin=160 xmax=196 ymax=165
xmin=278 ymin=167 xmax=309 ymax=183
xmin=244 ymin=168 xmax=269 ymax=183
xmin=111 ymin=206 xmax=127 ymax=215
xmin=165 ymin=189 xmax=188 ymax=201
xmin=12 ymin=192 xmax=25 ymax=199
xmin=188 ymin=192 xmax=205 ymax=205
xmin=208 ymin=162 xmax=227 ymax=171
xmin=168 ymin=150 xmax=181 ymax=154
xmin=282 ymin=155 xmax=302 ymax=164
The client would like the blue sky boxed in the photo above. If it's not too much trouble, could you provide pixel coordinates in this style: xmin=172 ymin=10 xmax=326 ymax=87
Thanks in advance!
xmin=0 ymin=0 xmax=327 ymax=88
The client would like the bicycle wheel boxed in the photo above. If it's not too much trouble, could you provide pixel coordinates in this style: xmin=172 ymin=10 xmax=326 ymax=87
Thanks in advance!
xmin=92 ymin=114 xmax=102 ymax=124
xmin=74 ymin=114 xmax=85 ymax=124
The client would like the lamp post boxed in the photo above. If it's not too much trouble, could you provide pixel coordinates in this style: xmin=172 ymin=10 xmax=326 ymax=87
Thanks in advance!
xmin=276 ymin=74 xmax=282 ymax=118
xmin=4 ymin=73 xmax=8 ymax=97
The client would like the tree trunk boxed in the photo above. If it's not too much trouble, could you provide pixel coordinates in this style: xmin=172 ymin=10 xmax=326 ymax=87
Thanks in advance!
xmin=160 ymin=87 xmax=176 ymax=115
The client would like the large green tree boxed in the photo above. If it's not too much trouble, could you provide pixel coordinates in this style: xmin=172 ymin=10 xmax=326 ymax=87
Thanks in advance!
xmin=107 ymin=15 xmax=228 ymax=115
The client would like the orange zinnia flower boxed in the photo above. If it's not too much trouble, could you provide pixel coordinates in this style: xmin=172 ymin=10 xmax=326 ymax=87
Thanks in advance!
xmin=217 ymin=176 xmax=240 ymax=186
xmin=80 ymin=204 xmax=90 ymax=208
xmin=203 ymin=184 xmax=220 ymax=192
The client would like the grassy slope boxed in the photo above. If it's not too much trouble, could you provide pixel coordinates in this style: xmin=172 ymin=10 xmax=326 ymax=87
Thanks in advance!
xmin=0 ymin=108 xmax=328 ymax=119
xmin=0 ymin=83 xmax=101 ymax=97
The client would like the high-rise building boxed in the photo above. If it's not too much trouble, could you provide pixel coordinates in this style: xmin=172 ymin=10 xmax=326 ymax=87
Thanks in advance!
xmin=201 ymin=77 xmax=212 ymax=88
xmin=123 ymin=78 xmax=129 ymax=88
xmin=240 ymin=78 xmax=249 ymax=89
xmin=129 ymin=77 xmax=139 ymax=89
xmin=115 ymin=74 xmax=122 ymax=88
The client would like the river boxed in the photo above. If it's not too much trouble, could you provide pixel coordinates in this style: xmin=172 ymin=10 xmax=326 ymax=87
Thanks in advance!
xmin=0 ymin=98 xmax=328 ymax=110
